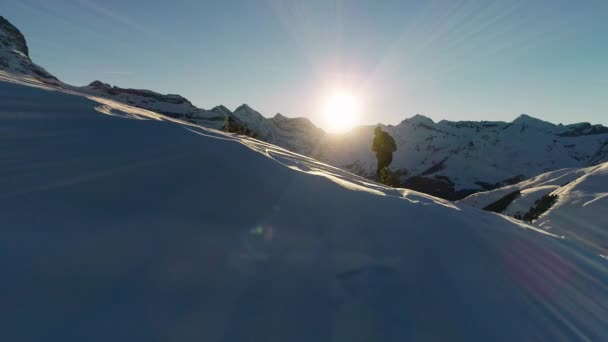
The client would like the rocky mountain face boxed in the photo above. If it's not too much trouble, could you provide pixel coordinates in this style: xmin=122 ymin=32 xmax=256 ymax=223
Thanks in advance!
xmin=231 ymin=105 xmax=325 ymax=156
xmin=0 ymin=16 xmax=59 ymax=83
xmin=81 ymin=80 xmax=226 ymax=126
xmin=1 ymin=16 xmax=606 ymax=201
xmin=81 ymin=83 xmax=326 ymax=154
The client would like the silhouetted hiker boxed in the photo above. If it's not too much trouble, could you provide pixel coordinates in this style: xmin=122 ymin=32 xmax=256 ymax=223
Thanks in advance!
xmin=372 ymin=126 xmax=397 ymax=179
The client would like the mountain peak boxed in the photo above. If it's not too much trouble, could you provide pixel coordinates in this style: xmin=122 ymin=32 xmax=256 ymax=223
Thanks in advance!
xmin=401 ymin=114 xmax=435 ymax=126
xmin=0 ymin=16 xmax=59 ymax=83
xmin=210 ymin=105 xmax=232 ymax=117
xmin=510 ymin=114 xmax=557 ymax=132
xmin=235 ymin=104 xmax=255 ymax=113
xmin=212 ymin=104 xmax=230 ymax=112
xmin=233 ymin=104 xmax=268 ymax=123
xmin=514 ymin=113 xmax=534 ymax=121
xmin=512 ymin=114 xmax=549 ymax=124
xmin=273 ymin=113 xmax=288 ymax=121
xmin=87 ymin=80 xmax=111 ymax=89
xmin=0 ymin=16 xmax=29 ymax=57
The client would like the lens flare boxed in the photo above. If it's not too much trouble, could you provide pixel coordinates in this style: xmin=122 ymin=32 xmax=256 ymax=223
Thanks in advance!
xmin=322 ymin=93 xmax=359 ymax=133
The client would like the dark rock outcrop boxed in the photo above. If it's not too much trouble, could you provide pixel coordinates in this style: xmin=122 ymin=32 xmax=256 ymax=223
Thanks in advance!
xmin=0 ymin=16 xmax=29 ymax=56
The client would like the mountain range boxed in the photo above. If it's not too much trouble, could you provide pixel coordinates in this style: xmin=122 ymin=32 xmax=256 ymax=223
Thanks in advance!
xmin=3 ymin=16 xmax=606 ymax=201
xmin=76 ymin=79 xmax=608 ymax=200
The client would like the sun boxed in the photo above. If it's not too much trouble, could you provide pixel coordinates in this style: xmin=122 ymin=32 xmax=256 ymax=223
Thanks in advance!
xmin=322 ymin=93 xmax=360 ymax=133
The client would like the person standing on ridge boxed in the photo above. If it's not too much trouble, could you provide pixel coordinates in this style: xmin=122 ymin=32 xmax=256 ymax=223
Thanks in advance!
xmin=372 ymin=126 xmax=397 ymax=180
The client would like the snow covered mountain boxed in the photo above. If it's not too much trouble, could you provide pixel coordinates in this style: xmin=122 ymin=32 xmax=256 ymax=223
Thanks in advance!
xmin=76 ymin=79 xmax=608 ymax=201
xmin=80 ymin=82 xmax=327 ymax=155
xmin=3 ymin=67 xmax=608 ymax=341
xmin=81 ymin=80 xmax=236 ymax=129
xmin=459 ymin=163 xmax=608 ymax=255
xmin=231 ymin=104 xmax=326 ymax=156
xmin=0 ymin=16 xmax=60 ymax=84
xmin=77 ymin=80 xmax=608 ymax=201
xmin=2 ymin=15 xmax=607 ymax=203
xmin=319 ymin=114 xmax=608 ymax=199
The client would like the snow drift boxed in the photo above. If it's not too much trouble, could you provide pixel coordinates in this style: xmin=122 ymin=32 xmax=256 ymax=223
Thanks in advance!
xmin=1 ymin=75 xmax=608 ymax=341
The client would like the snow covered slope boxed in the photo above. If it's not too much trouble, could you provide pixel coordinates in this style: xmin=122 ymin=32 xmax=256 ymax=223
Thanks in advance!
xmin=459 ymin=164 xmax=608 ymax=254
xmin=77 ymin=77 xmax=608 ymax=201
xmin=80 ymin=84 xmax=608 ymax=201
xmin=4 ymin=15 xmax=605 ymax=201
xmin=80 ymin=80 xmax=240 ymax=130
xmin=2 ymin=72 xmax=608 ymax=341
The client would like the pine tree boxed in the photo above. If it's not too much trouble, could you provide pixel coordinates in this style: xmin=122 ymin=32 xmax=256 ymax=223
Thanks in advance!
xmin=372 ymin=127 xmax=397 ymax=183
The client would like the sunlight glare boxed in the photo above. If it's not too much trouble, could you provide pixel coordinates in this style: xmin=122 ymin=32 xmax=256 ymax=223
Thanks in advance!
xmin=322 ymin=93 xmax=360 ymax=133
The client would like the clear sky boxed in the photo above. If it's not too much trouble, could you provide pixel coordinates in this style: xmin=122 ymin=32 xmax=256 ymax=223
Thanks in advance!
xmin=2 ymin=0 xmax=606 ymax=129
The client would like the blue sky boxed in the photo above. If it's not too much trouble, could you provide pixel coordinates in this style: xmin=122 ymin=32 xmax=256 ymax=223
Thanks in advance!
xmin=2 ymin=0 xmax=607 ymax=128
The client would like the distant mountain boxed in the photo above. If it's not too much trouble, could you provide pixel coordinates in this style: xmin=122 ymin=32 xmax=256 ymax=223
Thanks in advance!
xmin=2 ymin=15 xmax=607 ymax=201
xmin=319 ymin=114 xmax=608 ymax=199
xmin=231 ymin=104 xmax=325 ymax=156
xmin=459 ymin=162 xmax=608 ymax=255
xmin=81 ymin=82 xmax=326 ymax=156
xmin=76 ymin=81 xmax=608 ymax=201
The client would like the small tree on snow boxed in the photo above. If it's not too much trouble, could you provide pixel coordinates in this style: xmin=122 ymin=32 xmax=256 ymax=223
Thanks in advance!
xmin=371 ymin=126 xmax=397 ymax=182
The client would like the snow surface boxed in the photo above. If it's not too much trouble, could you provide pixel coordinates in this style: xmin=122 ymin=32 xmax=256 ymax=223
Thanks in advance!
xmin=537 ymin=163 xmax=608 ymax=254
xmin=2 ymin=74 xmax=608 ymax=341
xmin=460 ymin=164 xmax=608 ymax=254
xmin=459 ymin=167 xmax=590 ymax=209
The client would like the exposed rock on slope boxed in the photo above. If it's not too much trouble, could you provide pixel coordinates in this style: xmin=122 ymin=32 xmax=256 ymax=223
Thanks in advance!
xmin=459 ymin=163 xmax=608 ymax=254
xmin=232 ymin=105 xmax=326 ymax=156
xmin=81 ymin=80 xmax=220 ymax=124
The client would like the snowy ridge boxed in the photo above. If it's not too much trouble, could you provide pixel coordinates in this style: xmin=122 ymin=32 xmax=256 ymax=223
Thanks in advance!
xmin=320 ymin=114 xmax=608 ymax=199
xmin=2 ymin=73 xmax=608 ymax=340
xmin=459 ymin=163 xmax=608 ymax=254
xmin=80 ymin=80 xmax=229 ymax=129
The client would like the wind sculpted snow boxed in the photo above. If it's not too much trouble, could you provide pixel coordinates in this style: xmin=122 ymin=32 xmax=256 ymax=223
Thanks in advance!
xmin=460 ymin=164 xmax=608 ymax=255
xmin=1 ymin=78 xmax=608 ymax=341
